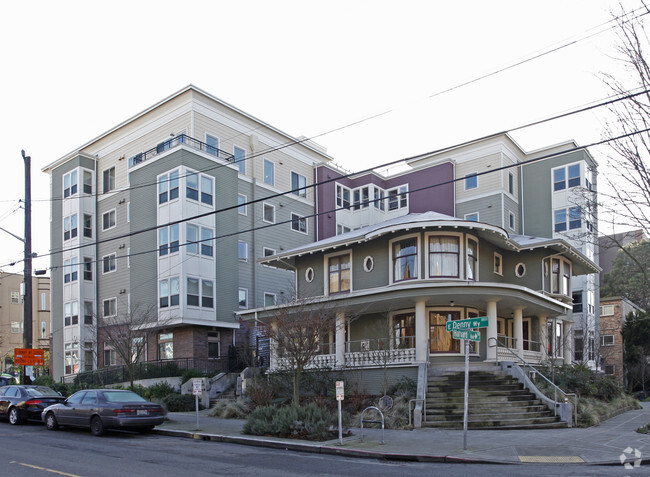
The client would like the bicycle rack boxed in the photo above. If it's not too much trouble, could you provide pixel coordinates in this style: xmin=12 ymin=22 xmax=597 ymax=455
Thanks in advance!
xmin=360 ymin=406 xmax=385 ymax=444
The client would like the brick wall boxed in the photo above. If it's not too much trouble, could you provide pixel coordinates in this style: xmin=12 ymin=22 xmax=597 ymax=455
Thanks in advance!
xmin=599 ymin=299 xmax=625 ymax=384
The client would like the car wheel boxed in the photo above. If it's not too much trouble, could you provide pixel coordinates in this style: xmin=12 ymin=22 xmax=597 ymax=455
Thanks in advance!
xmin=45 ymin=412 xmax=59 ymax=431
xmin=8 ymin=407 xmax=23 ymax=425
xmin=90 ymin=416 xmax=105 ymax=436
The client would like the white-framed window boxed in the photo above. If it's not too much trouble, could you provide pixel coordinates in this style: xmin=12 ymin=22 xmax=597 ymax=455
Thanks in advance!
xmin=186 ymin=277 xmax=214 ymax=308
xmin=187 ymin=277 xmax=200 ymax=306
xmin=158 ymin=333 xmax=174 ymax=360
xmin=41 ymin=321 xmax=48 ymax=339
xmin=10 ymin=291 xmax=19 ymax=304
xmin=238 ymin=288 xmax=248 ymax=309
xmin=65 ymin=343 xmax=79 ymax=374
xmin=263 ymin=203 xmax=275 ymax=223
xmin=202 ymin=280 xmax=214 ymax=308
xmin=64 ymin=301 xmax=79 ymax=326
xmin=392 ymin=235 xmax=419 ymax=282
xmin=494 ymin=252 xmax=503 ymax=275
xmin=102 ymin=209 xmax=116 ymax=231
xmin=83 ymin=257 xmax=93 ymax=281
xmin=336 ymin=224 xmax=351 ymax=235
xmin=545 ymin=256 xmax=571 ymax=296
xmin=206 ymin=134 xmax=219 ymax=156
xmin=554 ymin=207 xmax=581 ymax=232
xmin=84 ymin=301 xmax=93 ymax=325
xmin=238 ymin=241 xmax=248 ymax=261
xmin=264 ymin=292 xmax=276 ymax=307
xmin=102 ymin=253 xmax=116 ymax=274
xmin=427 ymin=233 xmax=460 ymax=279
xmin=263 ymin=247 xmax=276 ymax=257
xmin=238 ymin=194 xmax=247 ymax=215
xmin=83 ymin=214 xmax=92 ymax=238
xmin=40 ymin=292 xmax=47 ymax=311
xmin=327 ymin=253 xmax=351 ymax=294
xmin=103 ymin=167 xmax=115 ymax=194
xmin=387 ymin=186 xmax=408 ymax=211
xmin=102 ymin=297 xmax=117 ymax=317
xmin=186 ymin=224 xmax=199 ymax=254
xmin=63 ymin=214 xmax=78 ymax=241
xmin=600 ymin=304 xmax=614 ymax=316
xmin=63 ymin=170 xmax=78 ymax=198
xmin=11 ymin=321 xmax=21 ymax=333
xmin=464 ymin=212 xmax=479 ymax=222
xmin=201 ymin=228 xmax=213 ymax=257
xmin=291 ymin=172 xmax=307 ymax=197
xmin=553 ymin=163 xmax=581 ymax=191
xmin=336 ymin=184 xmax=351 ymax=209
xmin=158 ymin=170 xmax=179 ymax=204
xmin=234 ymin=146 xmax=245 ymax=174
xmin=291 ymin=213 xmax=307 ymax=234
xmin=508 ymin=172 xmax=515 ymax=195
xmin=201 ymin=175 xmax=213 ymax=205
xmin=373 ymin=186 xmax=385 ymax=210
xmin=466 ymin=236 xmax=478 ymax=281
xmin=159 ymin=224 xmax=179 ymax=256
xmin=263 ymin=159 xmax=274 ymax=186
xmin=600 ymin=335 xmax=614 ymax=346
xmin=159 ymin=277 xmax=180 ymax=308
xmin=464 ymin=172 xmax=478 ymax=190
xmin=186 ymin=171 xmax=199 ymax=201
xmin=64 ymin=258 xmax=78 ymax=283
xmin=83 ymin=170 xmax=92 ymax=195
xmin=208 ymin=331 xmax=221 ymax=358
xmin=509 ymin=211 xmax=515 ymax=231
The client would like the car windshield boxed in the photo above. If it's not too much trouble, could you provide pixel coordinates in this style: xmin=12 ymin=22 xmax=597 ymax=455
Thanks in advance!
xmin=103 ymin=391 xmax=147 ymax=403
xmin=26 ymin=387 xmax=59 ymax=397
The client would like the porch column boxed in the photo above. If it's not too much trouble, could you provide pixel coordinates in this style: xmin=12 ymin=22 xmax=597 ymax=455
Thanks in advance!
xmin=563 ymin=321 xmax=572 ymax=365
xmin=335 ymin=311 xmax=346 ymax=368
xmin=539 ymin=315 xmax=548 ymax=360
xmin=513 ymin=308 xmax=524 ymax=358
xmin=486 ymin=300 xmax=498 ymax=361
xmin=415 ymin=299 xmax=427 ymax=363
xmin=269 ymin=323 xmax=278 ymax=370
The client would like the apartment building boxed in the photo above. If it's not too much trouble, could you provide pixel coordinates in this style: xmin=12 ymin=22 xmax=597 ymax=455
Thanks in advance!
xmin=42 ymin=86 xmax=332 ymax=380
xmin=0 ymin=272 xmax=50 ymax=372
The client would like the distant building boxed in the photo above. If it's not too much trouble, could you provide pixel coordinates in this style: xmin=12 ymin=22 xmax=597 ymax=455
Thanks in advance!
xmin=598 ymin=230 xmax=647 ymax=287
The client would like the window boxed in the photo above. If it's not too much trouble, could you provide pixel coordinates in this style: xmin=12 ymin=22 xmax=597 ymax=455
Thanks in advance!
xmin=555 ymin=207 xmax=581 ymax=232
xmin=387 ymin=186 xmax=408 ymax=211
xmin=336 ymin=224 xmax=351 ymax=235
xmin=574 ymin=332 xmax=584 ymax=361
xmin=201 ymin=228 xmax=213 ymax=257
xmin=352 ymin=187 xmax=369 ymax=210
xmin=429 ymin=236 xmax=459 ymax=278
xmin=569 ymin=206 xmax=582 ymax=229
xmin=291 ymin=213 xmax=307 ymax=233
xmin=553 ymin=168 xmax=566 ymax=191
xmin=102 ymin=254 xmax=116 ymax=274
xmin=63 ymin=214 xmax=78 ymax=241
xmin=159 ymin=224 xmax=179 ymax=256
xmin=329 ymin=254 xmax=351 ymax=294
xmin=554 ymin=164 xmax=581 ymax=191
xmin=263 ymin=159 xmax=274 ymax=186
xmin=186 ymin=171 xmax=199 ymax=200
xmin=572 ymin=292 xmax=583 ymax=312
xmin=206 ymin=134 xmax=219 ymax=156
xmin=373 ymin=187 xmax=385 ymax=210
xmin=549 ymin=257 xmax=571 ymax=295
xmin=83 ymin=257 xmax=93 ymax=281
xmin=169 ymin=171 xmax=179 ymax=200
xmin=466 ymin=237 xmax=478 ymax=280
xmin=159 ymin=174 xmax=169 ymax=204
xmin=464 ymin=173 xmax=478 ymax=190
xmin=234 ymin=146 xmax=245 ymax=174
xmin=10 ymin=291 xmax=19 ymax=303
xmin=187 ymin=278 xmax=199 ymax=306
xmin=41 ymin=321 xmax=48 ymax=339
xmin=11 ymin=322 xmax=21 ymax=333
xmin=238 ymin=288 xmax=248 ymax=308
xmin=64 ymin=258 xmax=78 ymax=283
xmin=201 ymin=175 xmax=213 ymax=205
xmin=600 ymin=304 xmax=614 ymax=316
xmin=158 ymin=333 xmax=173 ymax=360
xmin=393 ymin=237 xmax=418 ymax=282
xmin=464 ymin=212 xmax=479 ymax=222
xmin=83 ymin=171 xmax=92 ymax=194
xmin=263 ymin=203 xmax=275 ymax=223
xmin=103 ymin=167 xmax=115 ymax=193
xmin=63 ymin=171 xmax=77 ymax=198
xmin=208 ymin=331 xmax=221 ymax=358
xmin=84 ymin=301 xmax=93 ymax=325
xmin=604 ymin=364 xmax=615 ymax=375
xmin=509 ymin=212 xmax=515 ymax=230
xmin=103 ymin=298 xmax=116 ymax=317
xmin=40 ymin=292 xmax=47 ymax=310
xmin=554 ymin=209 xmax=567 ymax=232
xmin=568 ymin=164 xmax=581 ymax=188
xmin=186 ymin=224 xmax=198 ymax=254
xmin=238 ymin=194 xmax=247 ymax=215
xmin=238 ymin=241 xmax=248 ymax=261
xmin=601 ymin=335 xmax=614 ymax=346
xmin=83 ymin=214 xmax=92 ymax=238
xmin=159 ymin=278 xmax=180 ymax=308
xmin=64 ymin=301 xmax=79 ymax=326
xmin=494 ymin=252 xmax=503 ymax=275
xmin=264 ymin=247 xmax=275 ymax=258
xmin=65 ymin=343 xmax=79 ymax=374
xmin=264 ymin=293 xmax=276 ymax=307
xmin=102 ymin=210 xmax=116 ymax=230
xmin=291 ymin=172 xmax=307 ymax=197
xmin=84 ymin=344 xmax=94 ymax=372
xmin=508 ymin=172 xmax=515 ymax=195
xmin=336 ymin=184 xmax=350 ymax=209
xmin=393 ymin=313 xmax=415 ymax=348
xmin=202 ymin=280 xmax=214 ymax=308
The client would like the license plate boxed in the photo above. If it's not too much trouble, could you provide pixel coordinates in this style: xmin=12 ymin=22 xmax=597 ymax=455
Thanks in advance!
xmin=137 ymin=410 xmax=149 ymax=416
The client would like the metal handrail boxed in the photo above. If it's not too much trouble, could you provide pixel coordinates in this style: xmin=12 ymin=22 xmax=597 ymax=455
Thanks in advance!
xmin=408 ymin=398 xmax=425 ymax=427
xmin=488 ymin=336 xmax=577 ymax=426
xmin=128 ymin=134 xmax=236 ymax=168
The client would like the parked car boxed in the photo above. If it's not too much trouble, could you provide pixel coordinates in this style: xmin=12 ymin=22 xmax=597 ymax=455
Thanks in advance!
xmin=42 ymin=389 xmax=166 ymax=436
xmin=0 ymin=385 xmax=65 ymax=424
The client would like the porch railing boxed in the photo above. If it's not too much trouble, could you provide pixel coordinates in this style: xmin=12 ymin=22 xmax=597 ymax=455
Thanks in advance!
xmin=496 ymin=335 xmax=543 ymax=364
xmin=128 ymin=134 xmax=235 ymax=168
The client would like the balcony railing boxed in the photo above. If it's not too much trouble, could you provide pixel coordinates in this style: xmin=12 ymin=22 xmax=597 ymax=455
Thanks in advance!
xmin=128 ymin=134 xmax=235 ymax=168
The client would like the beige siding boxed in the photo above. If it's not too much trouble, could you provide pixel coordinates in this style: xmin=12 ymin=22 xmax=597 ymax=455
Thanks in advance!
xmin=455 ymin=152 xmax=501 ymax=200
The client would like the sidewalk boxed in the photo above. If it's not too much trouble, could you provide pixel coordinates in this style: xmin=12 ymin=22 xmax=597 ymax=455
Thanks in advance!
xmin=154 ymin=402 xmax=650 ymax=465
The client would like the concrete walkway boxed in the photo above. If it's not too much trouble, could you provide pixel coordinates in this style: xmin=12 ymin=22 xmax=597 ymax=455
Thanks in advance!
xmin=154 ymin=403 xmax=650 ymax=465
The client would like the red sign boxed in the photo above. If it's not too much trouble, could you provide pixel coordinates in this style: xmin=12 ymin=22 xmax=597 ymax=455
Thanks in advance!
xmin=14 ymin=348 xmax=45 ymax=366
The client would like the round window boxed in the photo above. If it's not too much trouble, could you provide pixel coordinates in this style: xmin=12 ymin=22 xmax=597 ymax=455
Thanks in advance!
xmin=305 ymin=267 xmax=314 ymax=283
xmin=515 ymin=263 xmax=526 ymax=278
xmin=363 ymin=256 xmax=374 ymax=272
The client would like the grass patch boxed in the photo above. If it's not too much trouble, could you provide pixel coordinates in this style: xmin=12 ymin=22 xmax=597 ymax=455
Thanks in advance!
xmin=577 ymin=393 xmax=640 ymax=427
xmin=209 ymin=399 xmax=252 ymax=419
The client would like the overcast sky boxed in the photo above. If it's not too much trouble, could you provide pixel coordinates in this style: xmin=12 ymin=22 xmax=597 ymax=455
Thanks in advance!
xmin=0 ymin=0 xmax=641 ymax=275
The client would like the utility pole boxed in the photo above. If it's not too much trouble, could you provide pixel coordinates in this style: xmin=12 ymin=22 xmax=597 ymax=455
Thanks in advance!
xmin=21 ymin=150 xmax=32 ymax=351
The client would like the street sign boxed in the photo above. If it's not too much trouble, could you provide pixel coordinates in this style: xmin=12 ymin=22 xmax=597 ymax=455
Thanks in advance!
xmin=336 ymin=381 xmax=344 ymax=401
xmin=14 ymin=348 xmax=44 ymax=366
xmin=192 ymin=378 xmax=203 ymax=396
xmin=446 ymin=316 xmax=488 ymax=332
xmin=452 ymin=329 xmax=481 ymax=342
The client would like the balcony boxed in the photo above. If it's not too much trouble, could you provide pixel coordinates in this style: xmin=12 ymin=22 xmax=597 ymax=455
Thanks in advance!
xmin=128 ymin=134 xmax=235 ymax=168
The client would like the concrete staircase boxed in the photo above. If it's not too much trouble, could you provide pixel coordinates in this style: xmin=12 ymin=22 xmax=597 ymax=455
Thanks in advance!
xmin=423 ymin=364 xmax=567 ymax=430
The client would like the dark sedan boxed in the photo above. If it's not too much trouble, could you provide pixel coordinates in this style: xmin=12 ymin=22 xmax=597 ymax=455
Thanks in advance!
xmin=42 ymin=389 xmax=165 ymax=436
xmin=0 ymin=385 xmax=65 ymax=424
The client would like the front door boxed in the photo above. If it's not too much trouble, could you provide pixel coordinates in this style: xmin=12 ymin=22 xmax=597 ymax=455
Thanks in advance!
xmin=429 ymin=311 xmax=461 ymax=353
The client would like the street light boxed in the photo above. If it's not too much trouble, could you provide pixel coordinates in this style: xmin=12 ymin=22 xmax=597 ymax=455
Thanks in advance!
xmin=21 ymin=149 xmax=32 ymax=352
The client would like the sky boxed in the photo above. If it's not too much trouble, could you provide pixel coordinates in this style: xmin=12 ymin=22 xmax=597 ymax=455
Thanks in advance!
xmin=0 ymin=0 xmax=643 ymax=275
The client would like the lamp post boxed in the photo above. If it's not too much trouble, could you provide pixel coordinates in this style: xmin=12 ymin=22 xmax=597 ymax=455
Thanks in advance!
xmin=21 ymin=150 xmax=32 ymax=352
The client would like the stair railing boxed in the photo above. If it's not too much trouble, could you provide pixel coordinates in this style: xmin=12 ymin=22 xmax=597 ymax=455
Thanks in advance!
xmin=488 ymin=336 xmax=577 ymax=427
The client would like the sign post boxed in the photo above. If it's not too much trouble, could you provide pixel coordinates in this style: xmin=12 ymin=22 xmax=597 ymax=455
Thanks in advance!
xmin=336 ymin=381 xmax=344 ymax=445
xmin=446 ymin=317 xmax=488 ymax=451
xmin=192 ymin=378 xmax=203 ymax=430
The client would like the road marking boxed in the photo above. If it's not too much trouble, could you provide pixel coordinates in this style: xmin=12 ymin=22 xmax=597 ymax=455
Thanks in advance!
xmin=518 ymin=455 xmax=584 ymax=463
xmin=10 ymin=461 xmax=82 ymax=477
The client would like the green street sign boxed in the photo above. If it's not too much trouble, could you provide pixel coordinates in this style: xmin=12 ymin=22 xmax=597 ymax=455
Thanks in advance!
xmin=452 ymin=329 xmax=481 ymax=342
xmin=446 ymin=316 xmax=489 ymax=332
